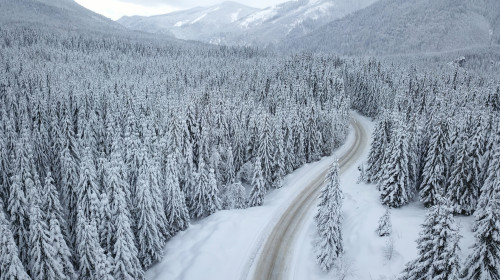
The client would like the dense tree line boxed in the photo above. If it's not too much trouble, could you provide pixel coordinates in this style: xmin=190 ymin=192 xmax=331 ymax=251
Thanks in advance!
xmin=357 ymin=58 xmax=500 ymax=279
xmin=0 ymin=25 xmax=350 ymax=279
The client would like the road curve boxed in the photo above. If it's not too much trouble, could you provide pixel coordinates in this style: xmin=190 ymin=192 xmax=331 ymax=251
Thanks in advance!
xmin=249 ymin=118 xmax=367 ymax=280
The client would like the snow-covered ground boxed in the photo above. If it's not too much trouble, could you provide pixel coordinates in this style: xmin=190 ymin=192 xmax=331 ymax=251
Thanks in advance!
xmin=146 ymin=114 xmax=475 ymax=280
xmin=291 ymin=116 xmax=476 ymax=280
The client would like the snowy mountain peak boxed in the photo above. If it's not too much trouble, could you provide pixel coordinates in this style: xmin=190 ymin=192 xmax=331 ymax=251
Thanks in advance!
xmin=118 ymin=0 xmax=379 ymax=46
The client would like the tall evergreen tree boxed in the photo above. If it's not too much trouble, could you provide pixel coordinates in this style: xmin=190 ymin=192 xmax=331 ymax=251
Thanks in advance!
xmin=0 ymin=210 xmax=31 ymax=280
xmin=76 ymin=210 xmax=114 ymax=280
xmin=248 ymin=157 xmax=266 ymax=207
xmin=28 ymin=186 xmax=70 ymax=280
xmin=42 ymin=172 xmax=76 ymax=279
xmin=163 ymin=154 xmax=189 ymax=235
xmin=419 ymin=118 xmax=448 ymax=207
xmin=366 ymin=112 xmax=391 ymax=183
xmin=315 ymin=159 xmax=343 ymax=272
xmin=7 ymin=126 xmax=36 ymax=266
xmin=188 ymin=158 xmax=221 ymax=219
xmin=134 ymin=146 xmax=169 ymax=268
xmin=258 ymin=115 xmax=274 ymax=188
xmin=460 ymin=189 xmax=500 ymax=280
xmin=399 ymin=198 xmax=461 ymax=280
xmin=379 ymin=114 xmax=412 ymax=208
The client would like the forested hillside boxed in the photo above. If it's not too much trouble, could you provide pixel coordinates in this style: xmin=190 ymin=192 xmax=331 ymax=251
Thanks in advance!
xmin=0 ymin=23 xmax=351 ymax=279
xmin=286 ymin=0 xmax=500 ymax=55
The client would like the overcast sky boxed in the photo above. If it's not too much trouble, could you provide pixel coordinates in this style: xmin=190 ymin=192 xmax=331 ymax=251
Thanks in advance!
xmin=75 ymin=0 xmax=286 ymax=20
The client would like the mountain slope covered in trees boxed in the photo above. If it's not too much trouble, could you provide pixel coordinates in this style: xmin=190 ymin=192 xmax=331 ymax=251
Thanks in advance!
xmin=285 ymin=0 xmax=500 ymax=55
xmin=118 ymin=0 xmax=378 ymax=46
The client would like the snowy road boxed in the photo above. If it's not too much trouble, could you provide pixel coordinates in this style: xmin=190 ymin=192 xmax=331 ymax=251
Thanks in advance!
xmin=249 ymin=118 xmax=367 ymax=280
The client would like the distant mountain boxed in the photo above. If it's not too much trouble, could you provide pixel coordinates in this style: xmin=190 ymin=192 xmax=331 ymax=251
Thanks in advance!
xmin=0 ymin=0 xmax=125 ymax=32
xmin=285 ymin=0 xmax=500 ymax=55
xmin=117 ymin=0 xmax=378 ymax=46
xmin=118 ymin=1 xmax=259 ymax=43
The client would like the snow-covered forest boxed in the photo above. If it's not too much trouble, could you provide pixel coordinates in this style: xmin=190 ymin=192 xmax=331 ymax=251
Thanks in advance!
xmin=1 ymin=0 xmax=500 ymax=279
xmin=0 ymin=25 xmax=352 ymax=279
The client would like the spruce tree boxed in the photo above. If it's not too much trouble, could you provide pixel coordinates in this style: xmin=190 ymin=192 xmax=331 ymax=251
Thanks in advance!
xmin=134 ymin=146 xmax=169 ymax=268
xmin=366 ymin=112 xmax=391 ymax=183
xmin=399 ymin=198 xmax=461 ymax=280
xmin=379 ymin=114 xmax=412 ymax=208
xmin=221 ymin=182 xmax=247 ymax=210
xmin=28 ymin=187 xmax=68 ymax=280
xmin=376 ymin=207 xmax=392 ymax=237
xmin=419 ymin=118 xmax=448 ymax=207
xmin=76 ymin=210 xmax=114 ymax=280
xmin=188 ymin=158 xmax=221 ymax=219
xmin=163 ymin=154 xmax=189 ymax=235
xmin=41 ymin=173 xmax=76 ymax=279
xmin=460 ymin=190 xmax=500 ymax=280
xmin=315 ymin=159 xmax=343 ymax=272
xmin=8 ymin=127 xmax=36 ymax=266
xmin=446 ymin=138 xmax=478 ymax=215
xmin=258 ymin=115 xmax=274 ymax=188
xmin=248 ymin=157 xmax=266 ymax=207
xmin=0 ymin=210 xmax=31 ymax=280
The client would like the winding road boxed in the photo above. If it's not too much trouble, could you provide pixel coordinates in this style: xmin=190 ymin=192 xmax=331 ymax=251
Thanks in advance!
xmin=249 ymin=118 xmax=367 ymax=280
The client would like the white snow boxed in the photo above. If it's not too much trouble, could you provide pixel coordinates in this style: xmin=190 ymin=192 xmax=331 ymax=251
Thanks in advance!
xmin=240 ymin=8 xmax=278 ymax=28
xmin=146 ymin=113 xmax=476 ymax=280
xmin=174 ymin=20 xmax=189 ymax=27
xmin=290 ymin=115 xmax=476 ymax=280
xmin=190 ymin=14 xmax=207 ymax=24
xmin=231 ymin=9 xmax=242 ymax=22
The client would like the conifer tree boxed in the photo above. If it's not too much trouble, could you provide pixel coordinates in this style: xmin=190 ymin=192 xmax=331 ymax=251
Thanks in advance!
xmin=258 ymin=115 xmax=274 ymax=188
xmin=460 ymin=190 xmax=500 ymax=280
xmin=272 ymin=123 xmax=285 ymax=189
xmin=446 ymin=138 xmax=478 ymax=215
xmin=248 ymin=157 xmax=266 ymax=207
xmin=76 ymin=210 xmax=114 ymax=280
xmin=28 ymin=187 xmax=69 ymax=280
xmin=163 ymin=154 xmax=189 ymax=235
xmin=59 ymin=115 xmax=81 ymax=250
xmin=366 ymin=112 xmax=391 ymax=183
xmin=376 ymin=208 xmax=392 ymax=237
xmin=379 ymin=114 xmax=412 ymax=208
xmin=188 ymin=158 xmax=221 ymax=219
xmin=111 ymin=178 xmax=143 ymax=280
xmin=399 ymin=198 xmax=461 ymax=280
xmin=315 ymin=159 xmax=343 ymax=272
xmin=134 ymin=146 xmax=169 ymax=268
xmin=41 ymin=173 xmax=76 ymax=279
xmin=419 ymin=118 xmax=448 ymax=207
xmin=221 ymin=182 xmax=247 ymax=210
xmin=8 ymin=126 xmax=36 ymax=266
xmin=0 ymin=210 xmax=31 ymax=280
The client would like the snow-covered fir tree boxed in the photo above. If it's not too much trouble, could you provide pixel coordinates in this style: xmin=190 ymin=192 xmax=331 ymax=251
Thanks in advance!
xmin=376 ymin=207 xmax=392 ymax=237
xmin=248 ymin=157 xmax=267 ymax=207
xmin=315 ymin=159 xmax=343 ymax=272
xmin=41 ymin=172 xmax=76 ymax=279
xmin=163 ymin=154 xmax=190 ymax=235
xmin=365 ymin=112 xmax=391 ymax=183
xmin=188 ymin=157 xmax=221 ymax=219
xmin=460 ymin=189 xmax=500 ymax=280
xmin=221 ymin=182 xmax=247 ymax=210
xmin=0 ymin=210 xmax=31 ymax=280
xmin=399 ymin=197 xmax=461 ymax=280
xmin=419 ymin=118 xmax=448 ymax=208
xmin=378 ymin=114 xmax=412 ymax=208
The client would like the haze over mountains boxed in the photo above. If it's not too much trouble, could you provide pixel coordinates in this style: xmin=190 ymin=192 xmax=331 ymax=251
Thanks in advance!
xmin=0 ymin=0 xmax=125 ymax=32
xmin=1 ymin=0 xmax=498 ymax=56
xmin=117 ymin=0 xmax=378 ymax=46
xmin=287 ymin=0 xmax=500 ymax=55
xmin=117 ymin=0 xmax=499 ymax=55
